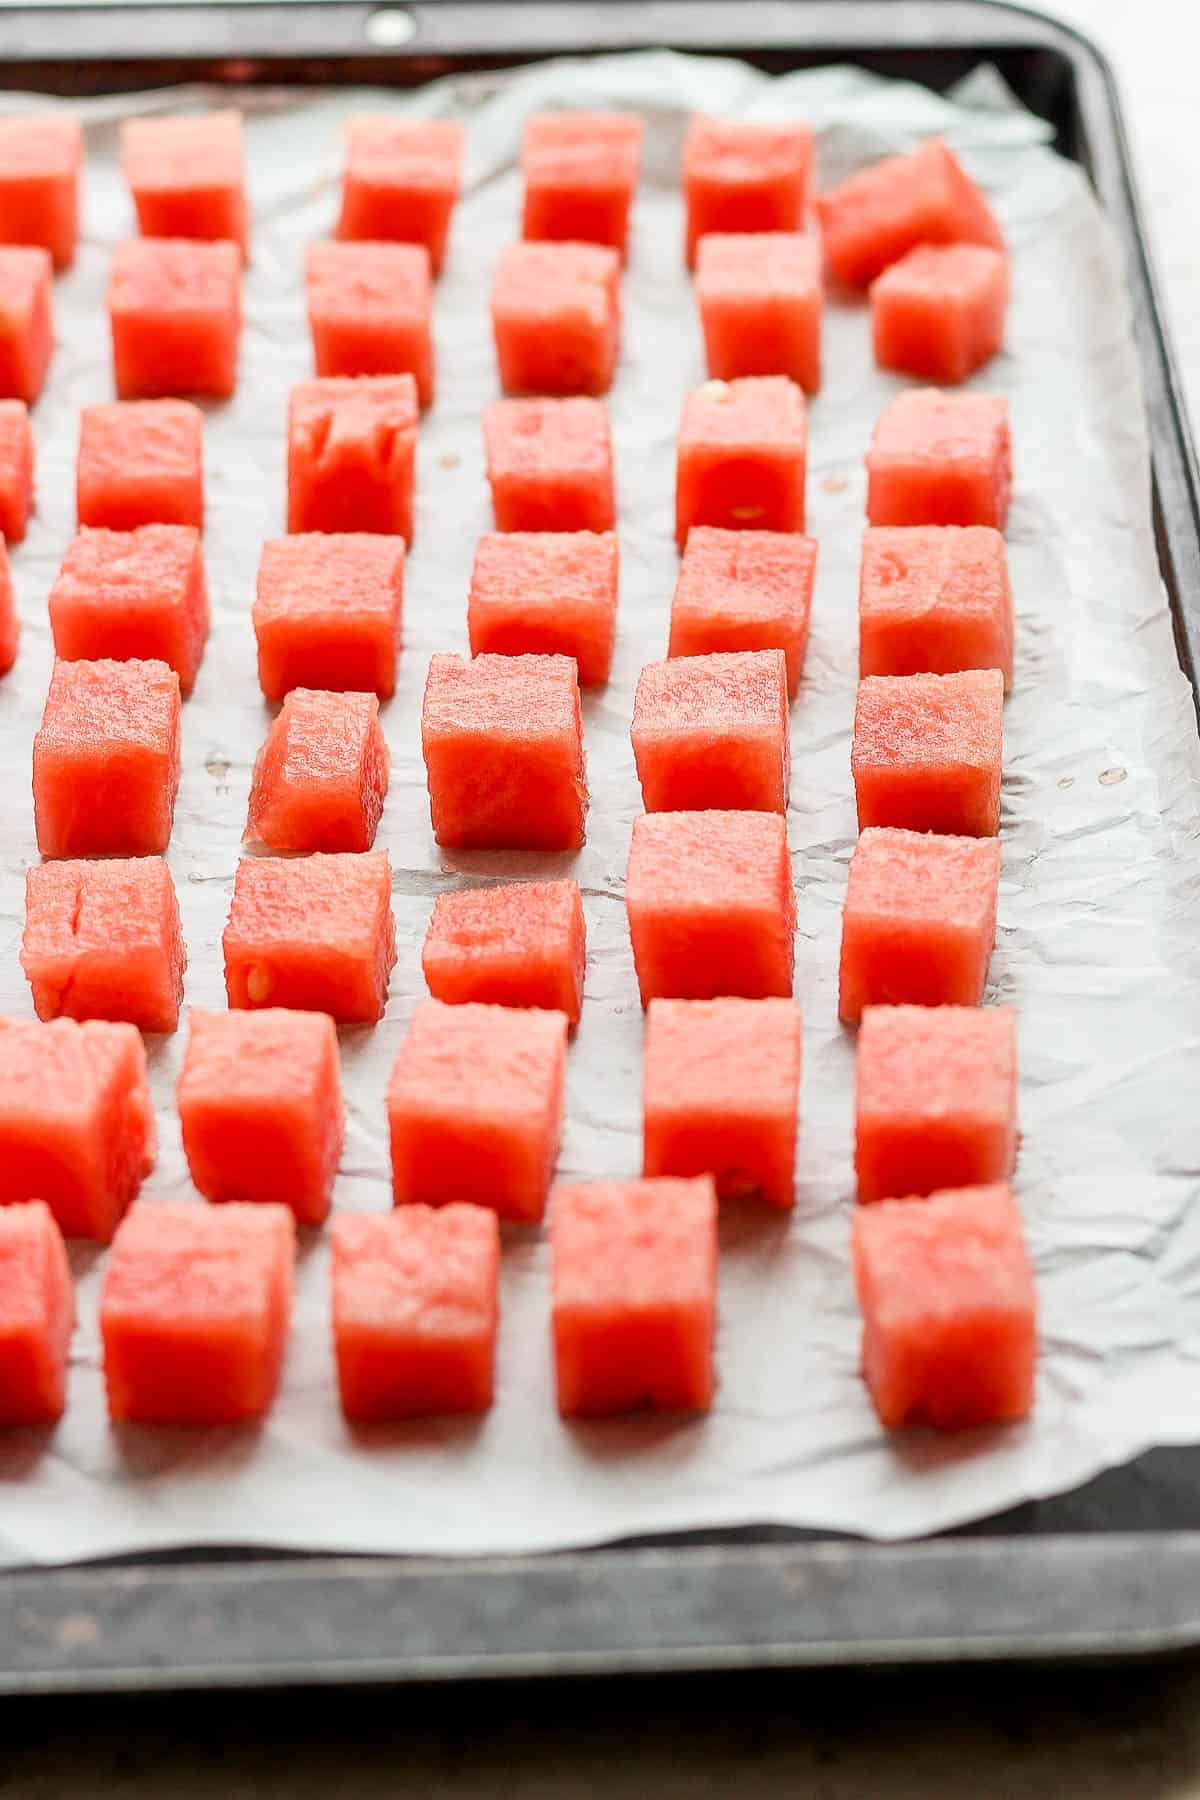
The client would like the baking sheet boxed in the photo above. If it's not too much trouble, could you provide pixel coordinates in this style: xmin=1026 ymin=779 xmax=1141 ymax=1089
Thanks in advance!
xmin=2 ymin=49 xmax=1200 ymax=1566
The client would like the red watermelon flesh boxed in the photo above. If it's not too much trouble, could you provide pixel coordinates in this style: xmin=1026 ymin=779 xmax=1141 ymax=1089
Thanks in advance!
xmin=254 ymin=533 xmax=404 ymax=701
xmin=287 ymin=374 xmax=418 ymax=542
xmin=468 ymin=529 xmax=618 ymax=686
xmin=0 ymin=245 xmax=53 ymax=405
xmin=0 ymin=115 xmax=83 ymax=271
xmin=482 ymin=396 xmax=615 ymax=533
xmin=120 ymin=111 xmax=248 ymax=258
xmin=683 ymin=116 xmax=813 ymax=267
xmin=22 ymin=856 xmax=186 ymax=1034
xmin=852 ymin=668 xmax=1003 ymax=838
xmin=422 ymin=879 xmax=586 ymax=1024
xmin=670 ymin=527 xmax=815 ymax=698
xmin=49 ymin=524 xmax=209 ymax=694
xmin=859 ymin=524 xmax=1012 ymax=690
xmin=0 ymin=399 xmax=33 ymax=543
xmin=306 ymin=240 xmax=434 ymax=408
xmin=872 ymin=242 xmax=1008 ymax=385
xmin=0 ymin=539 xmax=17 ymax=674
xmin=632 ymin=648 xmax=790 ymax=814
xmin=676 ymin=375 xmax=807 ymax=544
xmin=816 ymin=137 xmax=1004 ymax=289
xmin=695 ymin=231 xmax=822 ymax=393
xmin=337 ymin=117 xmax=465 ymax=275
xmin=521 ymin=112 xmax=642 ymax=259
xmin=491 ymin=240 xmax=621 ymax=398
xmin=0 ymin=1201 xmax=75 ymax=1427
xmin=108 ymin=237 xmax=241 ymax=401
xmin=246 ymin=687 xmax=390 ymax=854
xmin=77 ymin=400 xmax=204 ymax=531
xmin=867 ymin=388 xmax=1012 ymax=531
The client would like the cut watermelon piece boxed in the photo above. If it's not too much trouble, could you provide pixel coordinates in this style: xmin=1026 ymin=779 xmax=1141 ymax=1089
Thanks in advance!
xmin=867 ymin=388 xmax=1011 ymax=530
xmin=872 ymin=243 xmax=1008 ymax=384
xmin=855 ymin=1003 xmax=1018 ymax=1203
xmin=305 ymin=240 xmax=434 ymax=408
xmin=33 ymin=657 xmax=182 ymax=858
xmin=482 ymin=396 xmax=614 ymax=533
xmin=468 ymin=530 xmax=618 ymax=686
xmin=551 ymin=1175 xmax=718 ymax=1416
xmin=676 ymin=375 xmax=807 ymax=544
xmin=695 ymin=232 xmax=822 ymax=393
xmin=77 ymin=400 xmax=204 ymax=530
xmin=337 ymin=117 xmax=465 ymax=276
xmin=177 ymin=1008 xmax=344 ymax=1227
xmin=491 ymin=240 xmax=621 ymax=397
xmin=860 ymin=525 xmax=1012 ymax=690
xmin=852 ymin=668 xmax=1003 ymax=837
xmin=254 ymin=533 xmax=403 ymax=701
xmin=100 ymin=1201 xmax=294 ymax=1424
xmin=670 ymin=527 xmax=815 ymax=698
xmin=0 ymin=1201 xmax=74 ymax=1427
xmin=643 ymin=996 xmax=801 ymax=1207
xmin=287 ymin=374 xmax=418 ymax=541
xmin=839 ymin=827 xmax=1001 ymax=1022
xmin=0 ymin=540 xmax=17 ymax=674
xmin=0 ymin=399 xmax=33 ymax=543
xmin=852 ymin=1182 xmax=1035 ymax=1430
xmin=0 ymin=246 xmax=53 ymax=405
xmin=521 ymin=112 xmax=641 ymax=260
xmin=0 ymin=114 xmax=83 ymax=270
xmin=224 ymin=850 xmax=396 ymax=1025
xmin=120 ymin=111 xmax=249 ymax=259
xmin=683 ymin=116 xmax=813 ymax=268
xmin=0 ymin=1016 xmax=154 ymax=1241
xmin=816 ymin=137 xmax=1005 ymax=289
xmin=331 ymin=1205 xmax=500 ymax=1419
xmin=246 ymin=688 xmax=389 ymax=853
xmin=632 ymin=649 xmax=790 ymax=813
xmin=626 ymin=809 xmax=795 ymax=1004
xmin=108 ymin=237 xmax=241 ymax=401
xmin=422 ymin=878 xmax=586 ymax=1024
xmin=48 ymin=524 xmax=209 ymax=693
xmin=388 ymin=998 xmax=568 ymax=1223
xmin=22 ymin=857 xmax=186 ymax=1033
xmin=422 ymin=651 xmax=587 ymax=851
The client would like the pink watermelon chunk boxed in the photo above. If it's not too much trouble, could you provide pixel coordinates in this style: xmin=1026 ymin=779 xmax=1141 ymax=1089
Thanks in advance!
xmin=223 ymin=850 xmax=396 ymax=1025
xmin=388 ymin=998 xmax=568 ymax=1223
xmin=0 ymin=1016 xmax=155 ymax=1241
xmin=838 ymin=827 xmax=1001 ymax=1022
xmin=860 ymin=525 xmax=1012 ymax=690
xmin=468 ymin=529 xmax=618 ymax=686
xmin=695 ymin=232 xmax=822 ymax=393
xmin=551 ymin=1175 xmax=718 ymax=1416
xmin=852 ymin=668 xmax=1003 ymax=838
xmin=0 ymin=245 xmax=53 ymax=405
xmin=0 ymin=539 xmax=17 ymax=674
xmin=337 ymin=117 xmax=465 ymax=276
xmin=0 ymin=114 xmax=83 ymax=271
xmin=683 ymin=116 xmax=813 ymax=267
xmin=872 ymin=243 xmax=1008 ymax=384
xmin=676 ymin=375 xmax=807 ymax=544
xmin=0 ymin=1201 xmax=74 ymax=1427
xmin=632 ymin=648 xmax=790 ymax=813
xmin=422 ymin=879 xmax=587 ymax=1024
xmin=852 ymin=1182 xmax=1036 ymax=1430
xmin=77 ymin=399 xmax=204 ymax=530
xmin=22 ymin=856 xmax=186 ymax=1034
xmin=0 ymin=399 xmax=33 ymax=543
xmin=108 ymin=237 xmax=241 ymax=401
xmin=245 ymin=688 xmax=390 ymax=854
xmin=670 ymin=527 xmax=816 ymax=699
xmin=305 ymin=240 xmax=434 ymax=408
xmin=254 ymin=533 xmax=403 ymax=701
xmin=491 ymin=240 xmax=621 ymax=397
xmin=331 ymin=1205 xmax=500 ymax=1419
xmin=287 ymin=374 xmax=418 ymax=541
xmin=521 ymin=112 xmax=642 ymax=260
xmin=49 ymin=524 xmax=209 ymax=693
xmin=626 ymin=809 xmax=795 ymax=1005
xmin=422 ymin=651 xmax=587 ymax=852
xmin=643 ymin=996 xmax=801 ymax=1208
xmin=177 ymin=1008 xmax=344 ymax=1227
xmin=855 ymin=1003 xmax=1018 ymax=1203
xmin=33 ymin=656 xmax=182 ymax=859
xmin=816 ymin=137 xmax=1005 ymax=289
xmin=867 ymin=388 xmax=1012 ymax=530
xmin=483 ymin=396 xmax=615 ymax=533
xmin=120 ymin=111 xmax=249 ymax=259
xmin=100 ymin=1201 xmax=295 ymax=1425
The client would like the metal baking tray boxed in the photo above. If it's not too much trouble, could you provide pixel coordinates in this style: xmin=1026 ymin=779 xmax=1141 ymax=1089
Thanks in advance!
xmin=1 ymin=0 xmax=1199 ymax=1692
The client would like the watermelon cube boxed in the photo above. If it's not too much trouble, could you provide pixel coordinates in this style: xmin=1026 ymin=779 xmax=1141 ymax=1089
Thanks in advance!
xmin=860 ymin=525 xmax=1012 ymax=690
xmin=551 ymin=1175 xmax=718 ymax=1416
xmin=483 ymin=396 xmax=614 ymax=533
xmin=0 ymin=246 xmax=53 ymax=405
xmin=0 ymin=399 xmax=33 ymax=542
xmin=33 ymin=657 xmax=182 ymax=858
xmin=120 ymin=111 xmax=249 ymax=258
xmin=855 ymin=1002 xmax=1018 ymax=1203
xmin=246 ymin=688 xmax=389 ymax=855
xmin=22 ymin=857 xmax=186 ymax=1034
xmin=100 ymin=1201 xmax=294 ymax=1424
xmin=0 ymin=114 xmax=83 ymax=270
xmin=852 ymin=668 xmax=1004 ymax=837
xmin=77 ymin=399 xmax=204 ymax=530
xmin=467 ymin=530 xmax=618 ymax=686
xmin=838 ymin=827 xmax=1001 ymax=1022
xmin=331 ymin=1205 xmax=500 ymax=1419
xmin=695 ymin=232 xmax=822 ymax=393
xmin=632 ymin=649 xmax=790 ymax=813
xmin=48 ymin=524 xmax=209 ymax=693
xmin=626 ymin=810 xmax=795 ymax=1004
xmin=108 ymin=237 xmax=241 ymax=401
xmin=422 ymin=878 xmax=587 ymax=1025
xmin=676 ymin=376 xmax=807 ymax=544
xmin=254 ymin=533 xmax=403 ymax=701
xmin=0 ymin=539 xmax=17 ymax=674
xmin=287 ymin=374 xmax=418 ymax=542
xmin=0 ymin=1016 xmax=155 ymax=1241
xmin=388 ymin=999 xmax=568 ymax=1223
xmin=683 ymin=116 xmax=813 ymax=268
xmin=223 ymin=850 xmax=396 ymax=1025
xmin=643 ymin=996 xmax=801 ymax=1207
xmin=422 ymin=651 xmax=587 ymax=852
xmin=670 ymin=527 xmax=815 ymax=699
xmin=177 ymin=1008 xmax=344 ymax=1227
xmin=0 ymin=1202 xmax=74 ymax=1427
xmin=305 ymin=240 xmax=434 ymax=409
xmin=816 ymin=137 xmax=1005 ymax=289
xmin=872 ymin=243 xmax=1008 ymax=384
xmin=491 ymin=240 xmax=621 ymax=397
xmin=852 ymin=1182 xmax=1036 ymax=1430
xmin=337 ymin=117 xmax=465 ymax=276
xmin=521 ymin=112 xmax=642 ymax=260
xmin=867 ymin=388 xmax=1012 ymax=530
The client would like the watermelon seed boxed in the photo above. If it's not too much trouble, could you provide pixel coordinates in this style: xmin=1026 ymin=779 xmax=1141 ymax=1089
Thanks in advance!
xmin=1098 ymin=766 xmax=1127 ymax=786
xmin=246 ymin=965 xmax=272 ymax=1004
xmin=1057 ymin=775 xmax=1074 ymax=789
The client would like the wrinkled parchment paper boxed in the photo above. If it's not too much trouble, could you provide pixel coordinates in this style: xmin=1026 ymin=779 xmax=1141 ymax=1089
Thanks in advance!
xmin=1 ymin=51 xmax=1199 ymax=1567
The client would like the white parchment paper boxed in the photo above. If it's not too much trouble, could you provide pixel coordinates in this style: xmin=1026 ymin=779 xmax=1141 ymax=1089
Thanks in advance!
xmin=1 ymin=51 xmax=1199 ymax=1566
